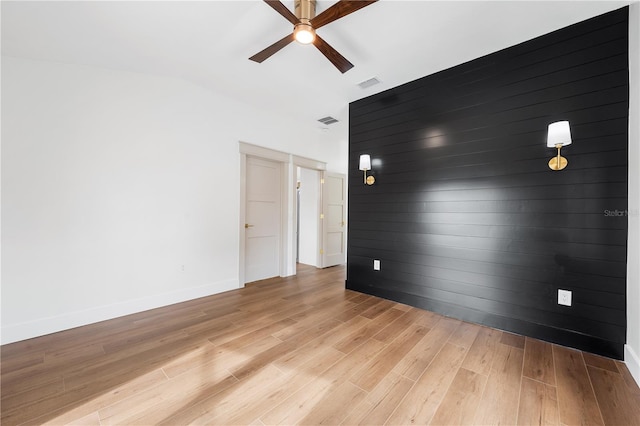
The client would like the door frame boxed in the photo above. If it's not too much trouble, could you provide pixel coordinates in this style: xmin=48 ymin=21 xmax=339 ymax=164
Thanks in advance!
xmin=239 ymin=142 xmax=327 ymax=286
xmin=320 ymin=171 xmax=347 ymax=268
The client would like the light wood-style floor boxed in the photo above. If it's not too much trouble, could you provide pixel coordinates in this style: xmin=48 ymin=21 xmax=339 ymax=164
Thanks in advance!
xmin=2 ymin=264 xmax=639 ymax=425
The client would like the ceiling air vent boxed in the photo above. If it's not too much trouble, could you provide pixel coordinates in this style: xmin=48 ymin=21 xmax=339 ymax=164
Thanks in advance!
xmin=358 ymin=77 xmax=381 ymax=89
xmin=318 ymin=116 xmax=339 ymax=125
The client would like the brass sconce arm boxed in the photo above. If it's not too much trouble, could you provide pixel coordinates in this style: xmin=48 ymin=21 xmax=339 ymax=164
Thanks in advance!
xmin=548 ymin=143 xmax=568 ymax=171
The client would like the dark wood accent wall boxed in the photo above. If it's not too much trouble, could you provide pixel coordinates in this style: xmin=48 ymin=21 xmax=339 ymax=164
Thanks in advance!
xmin=347 ymin=7 xmax=629 ymax=359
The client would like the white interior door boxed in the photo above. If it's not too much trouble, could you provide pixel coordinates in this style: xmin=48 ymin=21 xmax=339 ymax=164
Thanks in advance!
xmin=322 ymin=172 xmax=346 ymax=267
xmin=245 ymin=157 xmax=281 ymax=283
xmin=298 ymin=168 xmax=320 ymax=267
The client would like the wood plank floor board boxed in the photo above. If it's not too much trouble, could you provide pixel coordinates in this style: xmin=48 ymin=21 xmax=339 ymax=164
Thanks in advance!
xmin=2 ymin=264 xmax=638 ymax=426
xmin=216 ymin=318 xmax=296 ymax=351
xmin=159 ymin=364 xmax=286 ymax=425
xmin=203 ymin=314 xmax=295 ymax=346
xmin=177 ymin=315 xmax=240 ymax=339
xmin=340 ymin=401 xmax=375 ymax=426
xmin=260 ymin=339 xmax=387 ymax=425
xmin=392 ymin=316 xmax=460 ymax=381
xmin=314 ymin=314 xmax=372 ymax=346
xmin=35 ymin=369 xmax=168 ymax=426
xmin=259 ymin=370 xmax=341 ymax=426
xmin=554 ymin=345 xmax=605 ymax=426
xmin=350 ymin=323 xmax=429 ymax=392
xmin=4 ymin=368 xmax=167 ymax=426
xmin=386 ymin=342 xmax=468 ymax=425
xmin=373 ymin=307 xmax=440 ymax=342
xmin=0 ymin=375 xmax=65 ymax=413
xmin=461 ymin=325 xmax=503 ymax=376
xmin=516 ymin=376 xmax=560 ymax=426
xmin=447 ymin=321 xmax=483 ymax=350
xmin=272 ymin=300 xmax=356 ymax=341
xmin=223 ymin=349 xmax=346 ymax=426
xmin=501 ymin=331 xmax=526 ymax=349
xmin=583 ymin=352 xmax=619 ymax=373
xmin=222 ymin=301 xmax=313 ymax=329
xmin=523 ymin=337 xmax=556 ymax=386
xmin=163 ymin=342 xmax=344 ymax=426
xmin=359 ymin=298 xmax=398 ymax=320
xmin=356 ymin=371 xmax=415 ymax=425
xmin=2 ymin=316 xmax=133 ymax=359
xmin=473 ymin=343 xmax=524 ymax=425
xmin=108 ymin=306 xmax=208 ymax=332
xmin=587 ymin=365 xmax=640 ymax=425
xmin=298 ymin=380 xmax=367 ymax=425
xmin=279 ymin=283 xmax=345 ymax=307
xmin=127 ymin=366 xmax=260 ymax=426
xmin=62 ymin=336 xmax=204 ymax=391
xmin=332 ymin=307 xmax=405 ymax=354
xmin=99 ymin=323 xmax=195 ymax=355
xmin=66 ymin=411 xmax=101 ymax=426
xmin=44 ymin=341 xmax=107 ymax=363
xmin=235 ymin=292 xmax=305 ymax=313
xmin=272 ymin=316 xmax=369 ymax=372
xmin=345 ymin=292 xmax=371 ymax=305
xmin=162 ymin=335 xmax=283 ymax=379
xmin=334 ymin=296 xmax=383 ymax=322
xmin=1 ymin=342 xmax=46 ymax=362
xmin=429 ymin=367 xmax=487 ymax=425
xmin=616 ymin=360 xmax=640 ymax=396
xmin=230 ymin=319 xmax=343 ymax=381
xmin=0 ymin=350 xmax=45 ymax=375
xmin=391 ymin=301 xmax=413 ymax=312
xmin=84 ymin=312 xmax=207 ymax=354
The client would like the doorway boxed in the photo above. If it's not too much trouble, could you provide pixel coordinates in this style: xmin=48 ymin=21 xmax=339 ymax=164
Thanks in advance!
xmin=321 ymin=171 xmax=346 ymax=268
xmin=239 ymin=142 xmax=345 ymax=286
xmin=244 ymin=156 xmax=282 ymax=283
xmin=296 ymin=167 xmax=320 ymax=268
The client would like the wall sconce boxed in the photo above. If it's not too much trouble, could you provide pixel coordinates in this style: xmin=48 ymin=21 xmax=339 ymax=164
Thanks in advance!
xmin=359 ymin=154 xmax=375 ymax=185
xmin=547 ymin=121 xmax=572 ymax=171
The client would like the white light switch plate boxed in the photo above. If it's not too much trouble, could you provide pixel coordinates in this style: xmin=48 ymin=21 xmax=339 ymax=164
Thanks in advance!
xmin=558 ymin=289 xmax=572 ymax=306
xmin=373 ymin=259 xmax=380 ymax=270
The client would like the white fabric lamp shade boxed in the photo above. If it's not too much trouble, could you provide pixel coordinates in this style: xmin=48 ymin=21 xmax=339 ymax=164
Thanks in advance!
xmin=359 ymin=154 xmax=371 ymax=171
xmin=547 ymin=121 xmax=572 ymax=148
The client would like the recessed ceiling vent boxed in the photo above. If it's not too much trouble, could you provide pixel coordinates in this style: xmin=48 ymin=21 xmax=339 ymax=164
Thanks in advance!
xmin=318 ymin=116 xmax=339 ymax=125
xmin=358 ymin=77 xmax=381 ymax=89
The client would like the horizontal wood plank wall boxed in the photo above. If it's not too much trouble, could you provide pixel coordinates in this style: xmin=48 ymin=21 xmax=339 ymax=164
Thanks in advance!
xmin=347 ymin=7 xmax=629 ymax=359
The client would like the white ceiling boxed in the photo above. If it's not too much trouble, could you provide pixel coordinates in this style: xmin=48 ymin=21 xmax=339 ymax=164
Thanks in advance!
xmin=1 ymin=0 xmax=631 ymax=135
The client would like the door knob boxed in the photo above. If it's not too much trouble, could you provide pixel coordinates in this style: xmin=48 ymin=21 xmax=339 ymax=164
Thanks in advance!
xmin=245 ymin=224 xmax=254 ymax=229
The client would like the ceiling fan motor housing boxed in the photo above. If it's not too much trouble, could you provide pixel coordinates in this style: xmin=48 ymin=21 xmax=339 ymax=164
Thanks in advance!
xmin=293 ymin=0 xmax=317 ymax=44
xmin=294 ymin=0 xmax=316 ymax=21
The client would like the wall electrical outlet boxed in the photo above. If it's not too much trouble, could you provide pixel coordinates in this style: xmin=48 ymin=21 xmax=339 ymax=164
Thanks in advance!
xmin=558 ymin=289 xmax=572 ymax=306
xmin=373 ymin=259 xmax=381 ymax=271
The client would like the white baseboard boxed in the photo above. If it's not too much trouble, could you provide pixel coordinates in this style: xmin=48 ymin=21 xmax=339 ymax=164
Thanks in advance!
xmin=0 ymin=279 xmax=238 ymax=345
xmin=625 ymin=344 xmax=640 ymax=388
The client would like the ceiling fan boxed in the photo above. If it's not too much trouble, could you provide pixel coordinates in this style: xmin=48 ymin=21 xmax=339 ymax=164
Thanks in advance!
xmin=249 ymin=0 xmax=378 ymax=73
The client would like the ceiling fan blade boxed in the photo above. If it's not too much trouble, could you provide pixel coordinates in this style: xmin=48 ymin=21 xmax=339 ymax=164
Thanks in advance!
xmin=249 ymin=33 xmax=295 ymax=63
xmin=310 ymin=0 xmax=378 ymax=29
xmin=264 ymin=0 xmax=299 ymax=25
xmin=312 ymin=34 xmax=354 ymax=73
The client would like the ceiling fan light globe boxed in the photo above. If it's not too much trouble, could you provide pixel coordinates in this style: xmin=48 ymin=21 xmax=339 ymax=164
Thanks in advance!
xmin=294 ymin=24 xmax=315 ymax=44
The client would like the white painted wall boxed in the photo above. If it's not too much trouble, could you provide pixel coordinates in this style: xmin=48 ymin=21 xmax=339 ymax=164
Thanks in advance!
xmin=626 ymin=1 xmax=640 ymax=386
xmin=0 ymin=56 xmax=346 ymax=344
xmin=298 ymin=168 xmax=319 ymax=266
